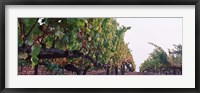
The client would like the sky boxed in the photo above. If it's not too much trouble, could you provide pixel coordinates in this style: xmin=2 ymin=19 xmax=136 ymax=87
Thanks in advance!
xmin=116 ymin=18 xmax=182 ymax=72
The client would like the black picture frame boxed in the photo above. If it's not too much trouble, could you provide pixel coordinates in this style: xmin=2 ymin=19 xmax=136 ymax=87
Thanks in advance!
xmin=0 ymin=0 xmax=200 ymax=93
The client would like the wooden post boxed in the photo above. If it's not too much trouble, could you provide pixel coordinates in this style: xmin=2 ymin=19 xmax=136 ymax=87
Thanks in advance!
xmin=34 ymin=64 xmax=38 ymax=75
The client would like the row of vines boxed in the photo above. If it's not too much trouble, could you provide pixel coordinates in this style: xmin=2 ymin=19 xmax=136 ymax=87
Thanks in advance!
xmin=18 ymin=18 xmax=136 ymax=75
xmin=139 ymin=43 xmax=182 ymax=75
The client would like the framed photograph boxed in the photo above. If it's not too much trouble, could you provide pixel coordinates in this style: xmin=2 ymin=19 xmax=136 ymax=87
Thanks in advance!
xmin=0 ymin=0 xmax=199 ymax=93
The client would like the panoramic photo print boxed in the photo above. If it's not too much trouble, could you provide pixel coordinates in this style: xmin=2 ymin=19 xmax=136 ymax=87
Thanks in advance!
xmin=18 ymin=18 xmax=182 ymax=75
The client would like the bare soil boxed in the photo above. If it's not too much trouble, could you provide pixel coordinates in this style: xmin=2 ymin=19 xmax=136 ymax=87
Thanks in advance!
xmin=18 ymin=66 xmax=146 ymax=75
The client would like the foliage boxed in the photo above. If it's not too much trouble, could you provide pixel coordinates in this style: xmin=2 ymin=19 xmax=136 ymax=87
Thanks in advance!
xmin=18 ymin=18 xmax=135 ymax=74
xmin=139 ymin=43 xmax=182 ymax=72
xmin=168 ymin=44 xmax=182 ymax=67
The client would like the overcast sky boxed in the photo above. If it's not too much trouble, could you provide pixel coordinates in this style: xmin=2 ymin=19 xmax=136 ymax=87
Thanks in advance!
xmin=116 ymin=18 xmax=182 ymax=72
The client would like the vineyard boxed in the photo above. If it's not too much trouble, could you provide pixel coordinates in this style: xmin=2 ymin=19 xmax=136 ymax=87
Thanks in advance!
xmin=18 ymin=18 xmax=182 ymax=75
xmin=18 ymin=18 xmax=136 ymax=75
xmin=139 ymin=43 xmax=182 ymax=75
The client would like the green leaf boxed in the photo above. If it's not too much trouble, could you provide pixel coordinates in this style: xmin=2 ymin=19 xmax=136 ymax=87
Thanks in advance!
xmin=97 ymin=37 xmax=100 ymax=41
xmin=31 ymin=56 xmax=39 ymax=64
xmin=25 ymin=38 xmax=33 ymax=46
xmin=86 ymin=27 xmax=91 ymax=33
xmin=30 ymin=45 xmax=41 ymax=56
xmin=46 ymin=41 xmax=53 ymax=49
xmin=22 ymin=19 xmax=30 ymax=26
xmin=44 ymin=36 xmax=54 ymax=48
xmin=32 ymin=24 xmax=42 ymax=35
xmin=22 ymin=18 xmax=38 ymax=27
xmin=31 ymin=56 xmax=39 ymax=69
xmin=76 ymin=21 xmax=85 ymax=28
xmin=67 ymin=18 xmax=77 ymax=25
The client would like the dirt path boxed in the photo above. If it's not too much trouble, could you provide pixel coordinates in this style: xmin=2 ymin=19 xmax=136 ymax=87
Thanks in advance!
xmin=18 ymin=66 xmax=146 ymax=75
xmin=125 ymin=72 xmax=146 ymax=75
xmin=87 ymin=71 xmax=146 ymax=75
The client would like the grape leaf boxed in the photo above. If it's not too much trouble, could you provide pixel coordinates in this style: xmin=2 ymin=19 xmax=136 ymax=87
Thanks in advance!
xmin=30 ymin=45 xmax=41 ymax=56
